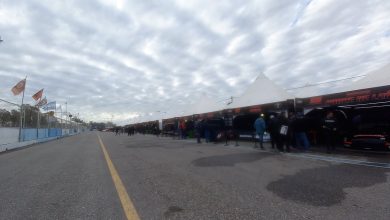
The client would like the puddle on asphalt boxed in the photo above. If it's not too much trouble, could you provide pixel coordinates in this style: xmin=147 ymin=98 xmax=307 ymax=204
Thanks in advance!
xmin=164 ymin=206 xmax=184 ymax=218
xmin=266 ymin=164 xmax=389 ymax=207
xmin=192 ymin=152 xmax=273 ymax=167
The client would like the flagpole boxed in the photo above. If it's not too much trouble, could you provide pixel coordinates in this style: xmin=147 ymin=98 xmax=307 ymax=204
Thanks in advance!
xmin=65 ymin=101 xmax=68 ymax=134
xmin=36 ymin=96 xmax=41 ymax=139
xmin=59 ymin=104 xmax=62 ymax=135
xmin=18 ymin=77 xmax=27 ymax=142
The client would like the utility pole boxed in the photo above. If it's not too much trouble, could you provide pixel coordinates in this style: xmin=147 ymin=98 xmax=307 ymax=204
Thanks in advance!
xmin=36 ymin=97 xmax=41 ymax=139
xmin=18 ymin=77 xmax=27 ymax=142
xmin=65 ymin=101 xmax=68 ymax=127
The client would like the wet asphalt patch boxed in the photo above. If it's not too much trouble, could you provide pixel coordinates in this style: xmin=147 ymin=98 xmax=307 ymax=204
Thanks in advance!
xmin=266 ymin=164 xmax=389 ymax=207
xmin=164 ymin=206 xmax=184 ymax=218
xmin=192 ymin=152 xmax=274 ymax=167
xmin=288 ymin=153 xmax=390 ymax=169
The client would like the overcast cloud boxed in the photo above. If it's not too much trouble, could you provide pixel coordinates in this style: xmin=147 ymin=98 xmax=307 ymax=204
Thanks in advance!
xmin=0 ymin=0 xmax=389 ymax=124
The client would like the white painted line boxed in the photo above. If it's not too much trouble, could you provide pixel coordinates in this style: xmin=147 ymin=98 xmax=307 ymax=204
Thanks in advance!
xmin=287 ymin=153 xmax=390 ymax=169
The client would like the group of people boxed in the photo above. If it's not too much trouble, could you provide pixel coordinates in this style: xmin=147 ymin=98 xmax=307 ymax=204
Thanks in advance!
xmin=194 ymin=119 xmax=212 ymax=143
xmin=253 ymin=113 xmax=300 ymax=152
xmin=178 ymin=120 xmax=188 ymax=139
xmin=126 ymin=126 xmax=136 ymax=136
xmin=254 ymin=111 xmax=338 ymax=153
xmin=121 ymin=111 xmax=339 ymax=154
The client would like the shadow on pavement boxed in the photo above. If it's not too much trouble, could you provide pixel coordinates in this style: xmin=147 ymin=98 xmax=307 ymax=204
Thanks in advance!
xmin=126 ymin=143 xmax=185 ymax=149
xmin=163 ymin=206 xmax=184 ymax=218
xmin=266 ymin=164 xmax=389 ymax=207
xmin=192 ymin=152 xmax=274 ymax=167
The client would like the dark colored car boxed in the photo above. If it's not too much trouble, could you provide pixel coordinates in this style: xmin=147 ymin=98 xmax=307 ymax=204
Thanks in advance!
xmin=344 ymin=112 xmax=390 ymax=151
xmin=232 ymin=113 xmax=258 ymax=140
xmin=344 ymin=123 xmax=390 ymax=151
xmin=344 ymin=134 xmax=390 ymax=151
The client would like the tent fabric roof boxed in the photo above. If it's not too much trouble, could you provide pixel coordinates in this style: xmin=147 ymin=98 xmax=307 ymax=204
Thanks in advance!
xmin=345 ymin=63 xmax=390 ymax=91
xmin=292 ymin=63 xmax=390 ymax=98
xmin=229 ymin=73 xmax=294 ymax=108
xmin=183 ymin=95 xmax=224 ymax=116
xmin=291 ymin=83 xmax=346 ymax=98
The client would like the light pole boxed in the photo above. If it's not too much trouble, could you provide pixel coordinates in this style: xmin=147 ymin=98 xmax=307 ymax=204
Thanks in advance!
xmin=65 ymin=101 xmax=68 ymax=129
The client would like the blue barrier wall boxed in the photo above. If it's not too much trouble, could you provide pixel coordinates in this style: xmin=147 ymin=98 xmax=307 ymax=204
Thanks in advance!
xmin=22 ymin=128 xmax=76 ymax=141
xmin=22 ymin=129 xmax=37 ymax=141
xmin=38 ymin=129 xmax=48 ymax=139
xmin=48 ymin=128 xmax=62 ymax=137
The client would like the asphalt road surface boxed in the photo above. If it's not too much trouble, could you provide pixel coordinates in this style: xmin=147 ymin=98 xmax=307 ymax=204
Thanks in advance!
xmin=0 ymin=132 xmax=389 ymax=220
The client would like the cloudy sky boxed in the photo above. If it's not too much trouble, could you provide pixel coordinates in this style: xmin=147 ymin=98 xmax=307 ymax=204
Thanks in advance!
xmin=0 ymin=0 xmax=389 ymax=124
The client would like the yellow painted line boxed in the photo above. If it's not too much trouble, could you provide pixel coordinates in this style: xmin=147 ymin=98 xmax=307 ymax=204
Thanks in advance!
xmin=97 ymin=134 xmax=141 ymax=220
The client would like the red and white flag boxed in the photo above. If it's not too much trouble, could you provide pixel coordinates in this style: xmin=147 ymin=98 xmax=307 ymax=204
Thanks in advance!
xmin=11 ymin=79 xmax=26 ymax=95
xmin=32 ymin=89 xmax=44 ymax=101
xmin=36 ymin=97 xmax=47 ymax=107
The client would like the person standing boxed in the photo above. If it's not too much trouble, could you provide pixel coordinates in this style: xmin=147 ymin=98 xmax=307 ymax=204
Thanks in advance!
xmin=204 ymin=119 xmax=211 ymax=143
xmin=267 ymin=115 xmax=278 ymax=149
xmin=127 ymin=127 xmax=131 ymax=136
xmin=175 ymin=119 xmax=181 ymax=139
xmin=285 ymin=112 xmax=296 ymax=150
xmin=293 ymin=113 xmax=310 ymax=152
xmin=195 ymin=119 xmax=203 ymax=144
xmin=253 ymin=113 xmax=266 ymax=149
xmin=180 ymin=120 xmax=187 ymax=139
xmin=276 ymin=114 xmax=290 ymax=152
xmin=322 ymin=111 xmax=338 ymax=153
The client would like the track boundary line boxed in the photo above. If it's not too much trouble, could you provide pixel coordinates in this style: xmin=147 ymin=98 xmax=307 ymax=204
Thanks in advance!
xmin=97 ymin=134 xmax=141 ymax=220
xmin=287 ymin=153 xmax=390 ymax=169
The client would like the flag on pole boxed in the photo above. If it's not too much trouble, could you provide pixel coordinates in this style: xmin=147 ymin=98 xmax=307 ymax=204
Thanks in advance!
xmin=11 ymin=79 xmax=26 ymax=95
xmin=36 ymin=97 xmax=48 ymax=107
xmin=42 ymin=101 xmax=56 ymax=111
xmin=32 ymin=89 xmax=44 ymax=101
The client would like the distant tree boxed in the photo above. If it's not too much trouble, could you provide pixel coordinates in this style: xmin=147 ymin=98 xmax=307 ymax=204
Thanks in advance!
xmin=22 ymin=104 xmax=39 ymax=128
xmin=105 ymin=121 xmax=116 ymax=128
xmin=0 ymin=109 xmax=11 ymax=126
xmin=89 ymin=121 xmax=113 ymax=131
xmin=10 ymin=109 xmax=20 ymax=127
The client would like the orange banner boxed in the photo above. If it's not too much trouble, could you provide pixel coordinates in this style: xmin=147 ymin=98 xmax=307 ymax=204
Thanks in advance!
xmin=11 ymin=79 xmax=26 ymax=95
xmin=32 ymin=89 xmax=44 ymax=101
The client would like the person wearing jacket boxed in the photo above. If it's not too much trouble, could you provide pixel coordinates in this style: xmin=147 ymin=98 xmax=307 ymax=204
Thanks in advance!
xmin=253 ymin=113 xmax=266 ymax=149
xmin=293 ymin=113 xmax=310 ymax=151
xmin=203 ymin=119 xmax=211 ymax=143
xmin=276 ymin=114 xmax=290 ymax=152
xmin=267 ymin=115 xmax=278 ymax=149
xmin=195 ymin=119 xmax=203 ymax=144
xmin=322 ymin=111 xmax=338 ymax=153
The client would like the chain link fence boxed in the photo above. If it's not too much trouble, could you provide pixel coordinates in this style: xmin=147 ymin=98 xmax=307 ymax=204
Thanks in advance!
xmin=0 ymin=99 xmax=21 ymax=145
xmin=0 ymin=99 xmax=87 ymax=147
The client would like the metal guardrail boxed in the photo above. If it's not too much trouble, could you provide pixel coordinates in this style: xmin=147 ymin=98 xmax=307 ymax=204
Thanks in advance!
xmin=0 ymin=99 xmax=87 ymax=146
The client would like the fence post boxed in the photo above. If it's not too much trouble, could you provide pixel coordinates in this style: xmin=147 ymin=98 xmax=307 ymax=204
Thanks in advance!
xmin=36 ymin=109 xmax=40 ymax=140
xmin=18 ymin=105 xmax=23 ymax=142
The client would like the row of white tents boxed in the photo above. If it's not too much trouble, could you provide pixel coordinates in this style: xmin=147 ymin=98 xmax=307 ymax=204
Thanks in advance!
xmin=135 ymin=63 xmax=390 ymax=123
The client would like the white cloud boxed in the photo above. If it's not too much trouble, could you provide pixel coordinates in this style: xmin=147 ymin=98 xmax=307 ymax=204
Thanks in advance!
xmin=0 ymin=0 xmax=389 ymax=125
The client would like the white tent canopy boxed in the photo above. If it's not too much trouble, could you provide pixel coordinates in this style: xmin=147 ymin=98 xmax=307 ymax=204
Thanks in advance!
xmin=291 ymin=83 xmax=346 ymax=98
xmin=292 ymin=63 xmax=390 ymax=98
xmin=182 ymin=95 xmax=225 ymax=116
xmin=229 ymin=73 xmax=294 ymax=108
xmin=345 ymin=63 xmax=390 ymax=91
xmin=161 ymin=108 xmax=185 ymax=120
